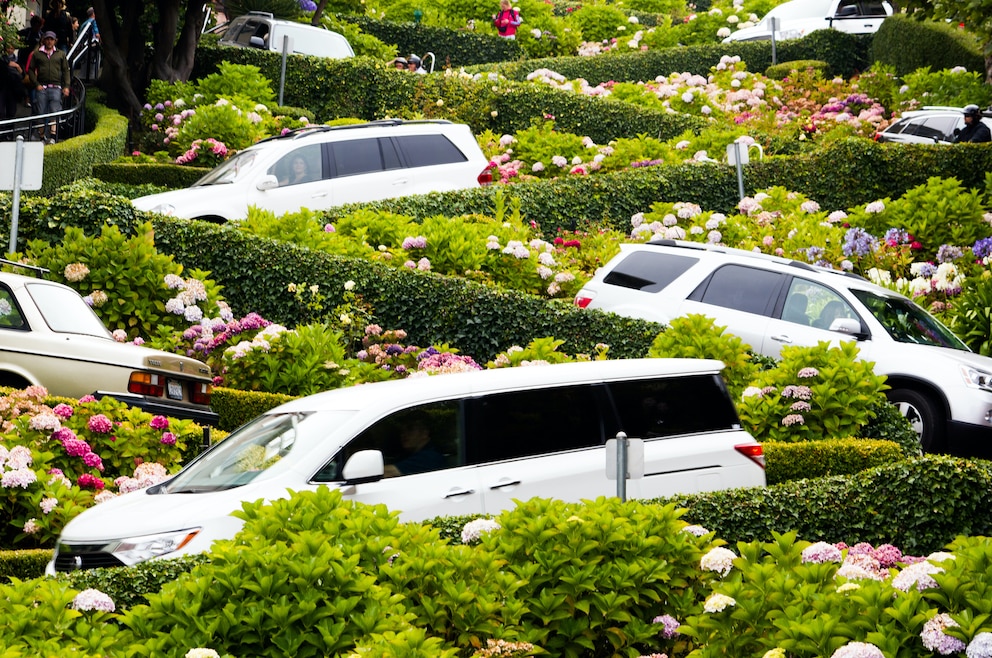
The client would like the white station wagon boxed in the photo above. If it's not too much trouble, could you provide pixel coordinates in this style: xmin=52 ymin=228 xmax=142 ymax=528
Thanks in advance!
xmin=49 ymin=358 xmax=765 ymax=572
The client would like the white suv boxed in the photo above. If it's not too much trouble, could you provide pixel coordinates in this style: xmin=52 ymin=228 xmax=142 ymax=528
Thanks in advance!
xmin=575 ymin=239 xmax=992 ymax=458
xmin=132 ymin=120 xmax=493 ymax=222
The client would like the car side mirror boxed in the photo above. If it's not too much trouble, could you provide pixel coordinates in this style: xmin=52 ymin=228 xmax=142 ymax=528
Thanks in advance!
xmin=830 ymin=317 xmax=864 ymax=337
xmin=342 ymin=450 xmax=385 ymax=484
xmin=249 ymin=35 xmax=266 ymax=49
xmin=256 ymin=175 xmax=279 ymax=191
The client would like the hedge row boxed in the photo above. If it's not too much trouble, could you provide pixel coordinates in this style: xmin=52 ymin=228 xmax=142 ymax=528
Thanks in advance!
xmin=871 ymin=14 xmax=985 ymax=77
xmin=37 ymin=99 xmax=128 ymax=195
xmin=150 ymin=218 xmax=662 ymax=364
xmin=90 ymin=162 xmax=210 ymax=189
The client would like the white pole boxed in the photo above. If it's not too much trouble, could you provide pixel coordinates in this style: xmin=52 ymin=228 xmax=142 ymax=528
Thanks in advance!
xmin=8 ymin=136 xmax=25 ymax=255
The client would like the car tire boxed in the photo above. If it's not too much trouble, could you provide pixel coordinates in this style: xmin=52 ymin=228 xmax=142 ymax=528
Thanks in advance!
xmin=887 ymin=388 xmax=945 ymax=453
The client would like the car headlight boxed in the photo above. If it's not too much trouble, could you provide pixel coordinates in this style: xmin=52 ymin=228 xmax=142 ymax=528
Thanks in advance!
xmin=110 ymin=528 xmax=201 ymax=565
xmin=960 ymin=364 xmax=992 ymax=393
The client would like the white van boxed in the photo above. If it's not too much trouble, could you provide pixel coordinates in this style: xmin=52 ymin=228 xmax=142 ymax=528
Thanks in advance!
xmin=218 ymin=11 xmax=354 ymax=59
xmin=723 ymin=0 xmax=892 ymax=42
xmin=48 ymin=359 xmax=765 ymax=572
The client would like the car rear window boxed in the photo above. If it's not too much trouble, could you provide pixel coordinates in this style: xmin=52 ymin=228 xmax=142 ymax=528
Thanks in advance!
xmin=25 ymin=283 xmax=110 ymax=338
xmin=602 ymin=251 xmax=698 ymax=292
xmin=689 ymin=264 xmax=785 ymax=315
xmin=606 ymin=375 xmax=740 ymax=437
xmin=394 ymin=135 xmax=468 ymax=168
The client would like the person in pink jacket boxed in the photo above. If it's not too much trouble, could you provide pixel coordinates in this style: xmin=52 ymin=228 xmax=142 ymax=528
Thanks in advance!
xmin=493 ymin=0 xmax=522 ymax=39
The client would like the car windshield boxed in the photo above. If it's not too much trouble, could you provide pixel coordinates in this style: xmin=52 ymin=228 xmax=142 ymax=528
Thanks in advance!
xmin=25 ymin=283 xmax=112 ymax=338
xmin=193 ymin=150 xmax=258 ymax=186
xmin=851 ymin=289 xmax=969 ymax=350
xmin=160 ymin=411 xmax=353 ymax=493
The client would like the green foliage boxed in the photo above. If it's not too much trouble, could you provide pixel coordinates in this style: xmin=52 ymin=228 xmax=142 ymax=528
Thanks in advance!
xmin=647 ymin=315 xmax=758 ymax=402
xmin=762 ymin=437 xmax=906 ymax=484
xmin=224 ymin=0 xmax=302 ymax=19
xmin=950 ymin=268 xmax=992 ymax=355
xmin=765 ymin=59 xmax=831 ymax=80
xmin=567 ymin=4 xmax=630 ymax=42
xmin=209 ymin=387 xmax=298 ymax=431
xmin=668 ymin=454 xmax=992 ymax=552
xmin=317 ymin=13 xmax=397 ymax=60
xmin=195 ymin=62 xmax=277 ymax=105
xmin=737 ymin=342 xmax=888 ymax=443
xmin=117 ymin=488 xmax=418 ymax=656
xmin=55 ymin=554 xmax=211 ymax=611
xmin=871 ymin=14 xmax=986 ymax=77
xmin=0 ymin=549 xmax=51 ymax=582
xmin=15 ymin=181 xmax=141 ymax=245
xmin=24 ymin=223 xmax=226 ymax=342
xmin=220 ymin=322 xmax=354 ymax=395
xmin=897 ymin=65 xmax=992 ymax=111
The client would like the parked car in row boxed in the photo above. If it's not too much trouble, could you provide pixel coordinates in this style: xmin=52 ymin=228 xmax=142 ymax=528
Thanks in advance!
xmin=132 ymin=120 xmax=493 ymax=222
xmin=49 ymin=358 xmax=764 ymax=572
xmin=217 ymin=11 xmax=354 ymax=59
xmin=0 ymin=263 xmax=216 ymax=424
xmin=723 ymin=0 xmax=892 ymax=42
xmin=874 ymin=106 xmax=992 ymax=144
xmin=575 ymin=239 xmax=992 ymax=458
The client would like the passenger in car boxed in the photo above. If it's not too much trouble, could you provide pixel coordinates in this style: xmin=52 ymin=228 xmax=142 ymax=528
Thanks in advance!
xmin=783 ymin=293 xmax=810 ymax=325
xmin=814 ymin=300 xmax=846 ymax=329
xmin=278 ymin=155 xmax=314 ymax=186
xmin=383 ymin=413 xmax=446 ymax=476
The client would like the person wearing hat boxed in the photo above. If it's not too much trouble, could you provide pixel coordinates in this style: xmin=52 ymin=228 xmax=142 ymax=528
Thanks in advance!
xmin=391 ymin=56 xmax=407 ymax=70
xmin=28 ymin=31 xmax=70 ymax=144
xmin=407 ymin=54 xmax=426 ymax=74
xmin=953 ymin=104 xmax=991 ymax=144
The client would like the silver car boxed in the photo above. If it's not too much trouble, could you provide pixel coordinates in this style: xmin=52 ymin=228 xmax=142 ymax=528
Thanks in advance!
xmin=875 ymin=106 xmax=992 ymax=144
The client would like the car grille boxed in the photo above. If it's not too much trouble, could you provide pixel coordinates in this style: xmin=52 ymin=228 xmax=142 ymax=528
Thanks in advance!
xmin=53 ymin=545 xmax=126 ymax=572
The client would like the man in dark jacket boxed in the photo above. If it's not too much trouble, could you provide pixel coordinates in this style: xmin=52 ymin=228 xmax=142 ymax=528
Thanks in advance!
xmin=28 ymin=31 xmax=70 ymax=144
xmin=953 ymin=105 xmax=992 ymax=143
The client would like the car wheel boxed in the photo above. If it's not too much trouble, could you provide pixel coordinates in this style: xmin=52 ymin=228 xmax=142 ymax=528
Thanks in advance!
xmin=887 ymin=388 xmax=945 ymax=453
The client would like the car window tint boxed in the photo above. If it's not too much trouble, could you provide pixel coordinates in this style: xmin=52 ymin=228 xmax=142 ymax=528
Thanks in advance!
xmin=860 ymin=0 xmax=889 ymax=15
xmin=394 ymin=134 xmax=468 ymax=168
xmin=606 ymin=375 xmax=740 ymax=438
xmin=602 ymin=251 xmax=698 ymax=292
xmin=0 ymin=286 xmax=27 ymax=330
xmin=232 ymin=19 xmax=263 ymax=46
xmin=24 ymin=283 xmax=110 ymax=338
xmin=267 ymin=144 xmax=323 ymax=186
xmin=920 ymin=116 xmax=959 ymax=141
xmin=312 ymin=401 xmax=461 ymax=482
xmin=465 ymin=384 xmax=603 ymax=464
xmin=691 ymin=264 xmax=785 ymax=315
xmin=330 ymin=138 xmax=385 ymax=177
xmin=381 ymin=138 xmax=402 ymax=170
xmin=885 ymin=119 xmax=908 ymax=135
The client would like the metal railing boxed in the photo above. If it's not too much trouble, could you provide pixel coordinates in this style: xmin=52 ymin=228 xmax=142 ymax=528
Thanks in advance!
xmin=0 ymin=26 xmax=96 ymax=143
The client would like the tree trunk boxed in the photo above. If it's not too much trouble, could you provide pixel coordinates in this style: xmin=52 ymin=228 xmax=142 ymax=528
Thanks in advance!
xmin=311 ymin=0 xmax=328 ymax=25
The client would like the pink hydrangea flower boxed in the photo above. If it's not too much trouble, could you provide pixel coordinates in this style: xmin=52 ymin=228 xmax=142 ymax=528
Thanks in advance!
xmin=149 ymin=415 xmax=170 ymax=430
xmin=88 ymin=414 xmax=113 ymax=433
xmin=160 ymin=432 xmax=177 ymax=446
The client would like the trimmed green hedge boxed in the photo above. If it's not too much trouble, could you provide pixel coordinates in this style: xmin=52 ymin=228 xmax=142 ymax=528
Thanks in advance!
xmin=150 ymin=218 xmax=662 ymax=363
xmin=90 ymin=163 xmax=211 ymax=188
xmin=872 ymin=14 xmax=985 ymax=77
xmin=36 ymin=100 xmax=128 ymax=196
xmin=210 ymin=387 xmax=297 ymax=431
xmin=763 ymin=437 xmax=905 ymax=484
xmin=666 ymin=454 xmax=992 ymax=554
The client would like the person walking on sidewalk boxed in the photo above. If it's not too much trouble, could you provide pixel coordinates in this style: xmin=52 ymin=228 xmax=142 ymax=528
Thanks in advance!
xmin=28 ymin=31 xmax=70 ymax=144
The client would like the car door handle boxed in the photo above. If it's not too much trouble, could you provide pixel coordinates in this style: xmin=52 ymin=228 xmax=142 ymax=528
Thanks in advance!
xmin=444 ymin=487 xmax=475 ymax=498
xmin=392 ymin=178 xmax=409 ymax=186
xmin=311 ymin=192 xmax=328 ymax=198
xmin=490 ymin=479 xmax=522 ymax=490
xmin=770 ymin=334 xmax=794 ymax=344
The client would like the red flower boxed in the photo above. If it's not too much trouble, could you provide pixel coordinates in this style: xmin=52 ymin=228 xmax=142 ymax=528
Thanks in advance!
xmin=77 ymin=473 xmax=105 ymax=490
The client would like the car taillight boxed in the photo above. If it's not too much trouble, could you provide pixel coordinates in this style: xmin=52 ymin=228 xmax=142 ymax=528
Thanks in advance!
xmin=191 ymin=382 xmax=212 ymax=406
xmin=477 ymin=167 xmax=493 ymax=185
xmin=128 ymin=372 xmax=164 ymax=397
xmin=873 ymin=132 xmax=882 ymax=142
xmin=735 ymin=443 xmax=765 ymax=469
xmin=574 ymin=292 xmax=595 ymax=308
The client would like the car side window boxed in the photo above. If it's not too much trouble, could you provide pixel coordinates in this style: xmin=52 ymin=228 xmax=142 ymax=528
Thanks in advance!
xmin=0 ymin=286 xmax=27 ymax=330
xmin=465 ymin=384 xmax=604 ymax=465
xmin=606 ymin=375 xmax=740 ymax=439
xmin=268 ymin=145 xmax=323 ymax=187
xmin=311 ymin=401 xmax=461 ymax=482
xmin=689 ymin=264 xmax=785 ymax=315
xmin=394 ymin=135 xmax=468 ymax=168
xmin=790 ymin=280 xmax=858 ymax=330
xmin=602 ymin=251 xmax=698 ymax=292
xmin=329 ymin=138 xmax=386 ymax=177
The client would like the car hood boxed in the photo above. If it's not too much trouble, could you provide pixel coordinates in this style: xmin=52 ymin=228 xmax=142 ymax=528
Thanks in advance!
xmin=865 ymin=340 xmax=992 ymax=377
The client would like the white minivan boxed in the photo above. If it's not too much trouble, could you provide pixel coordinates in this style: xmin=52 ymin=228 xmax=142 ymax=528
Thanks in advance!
xmin=132 ymin=120 xmax=493 ymax=222
xmin=49 ymin=359 xmax=765 ymax=572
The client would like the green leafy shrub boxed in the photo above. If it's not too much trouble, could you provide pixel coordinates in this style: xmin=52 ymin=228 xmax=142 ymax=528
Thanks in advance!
xmin=762 ymin=437 xmax=905 ymax=484
xmin=567 ymin=4 xmax=630 ymax=42
xmin=194 ymin=61 xmax=277 ymax=106
xmin=209 ymin=387 xmax=298 ymax=431
xmin=857 ymin=397 xmax=922 ymax=456
xmin=871 ymin=13 xmax=985 ymax=78
xmin=24 ymin=223 xmax=227 ymax=342
xmin=55 ymin=554 xmax=211 ymax=611
xmin=737 ymin=342 xmax=888 ymax=442
xmin=764 ymin=59 xmax=830 ymax=80
xmin=647 ymin=314 xmax=758 ymax=402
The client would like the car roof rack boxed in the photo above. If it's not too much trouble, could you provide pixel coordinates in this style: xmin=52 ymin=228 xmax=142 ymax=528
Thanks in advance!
xmin=0 ymin=257 xmax=50 ymax=278
xmin=255 ymin=119 xmax=456 ymax=145
xmin=644 ymin=238 xmax=868 ymax=281
xmin=245 ymin=11 xmax=275 ymax=18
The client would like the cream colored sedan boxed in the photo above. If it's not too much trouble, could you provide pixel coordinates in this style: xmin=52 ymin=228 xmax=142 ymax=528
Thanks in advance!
xmin=0 ymin=267 xmax=216 ymax=423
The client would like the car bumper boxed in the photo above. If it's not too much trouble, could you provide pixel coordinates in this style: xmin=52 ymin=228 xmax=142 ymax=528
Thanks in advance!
xmin=93 ymin=390 xmax=219 ymax=426
xmin=946 ymin=420 xmax=992 ymax=459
